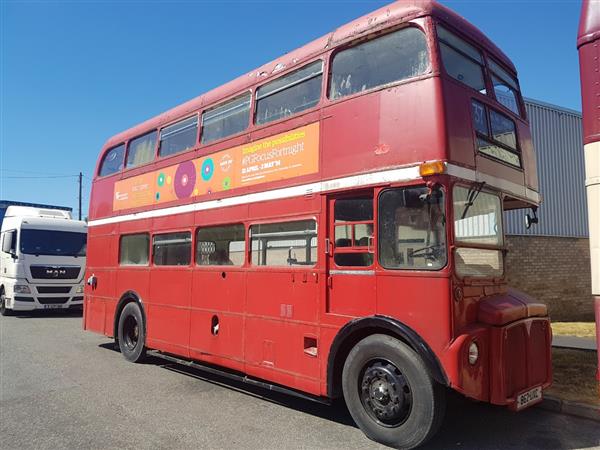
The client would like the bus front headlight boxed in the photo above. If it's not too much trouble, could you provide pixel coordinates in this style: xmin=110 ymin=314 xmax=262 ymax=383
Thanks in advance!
xmin=14 ymin=285 xmax=31 ymax=294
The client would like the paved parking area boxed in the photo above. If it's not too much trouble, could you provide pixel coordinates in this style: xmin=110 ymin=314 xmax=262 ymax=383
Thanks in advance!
xmin=1 ymin=312 xmax=599 ymax=449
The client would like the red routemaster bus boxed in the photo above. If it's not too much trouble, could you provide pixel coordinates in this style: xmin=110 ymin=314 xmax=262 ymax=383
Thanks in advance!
xmin=85 ymin=1 xmax=552 ymax=447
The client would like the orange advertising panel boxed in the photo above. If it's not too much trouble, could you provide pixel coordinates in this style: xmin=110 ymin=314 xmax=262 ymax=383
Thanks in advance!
xmin=113 ymin=122 xmax=320 ymax=211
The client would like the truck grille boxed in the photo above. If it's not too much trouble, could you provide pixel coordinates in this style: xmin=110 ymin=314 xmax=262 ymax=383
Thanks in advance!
xmin=37 ymin=286 xmax=72 ymax=294
xmin=30 ymin=266 xmax=80 ymax=280
xmin=37 ymin=297 xmax=70 ymax=304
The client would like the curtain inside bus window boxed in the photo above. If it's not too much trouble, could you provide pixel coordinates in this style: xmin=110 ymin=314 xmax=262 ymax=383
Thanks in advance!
xmin=255 ymin=61 xmax=322 ymax=125
xmin=201 ymin=94 xmax=251 ymax=145
xmin=159 ymin=116 xmax=198 ymax=158
xmin=329 ymin=27 xmax=429 ymax=100
xmin=99 ymin=144 xmax=125 ymax=176
xmin=126 ymin=131 xmax=157 ymax=168
xmin=378 ymin=187 xmax=446 ymax=270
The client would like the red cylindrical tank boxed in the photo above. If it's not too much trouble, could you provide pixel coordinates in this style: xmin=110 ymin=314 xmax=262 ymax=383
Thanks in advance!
xmin=577 ymin=0 xmax=600 ymax=386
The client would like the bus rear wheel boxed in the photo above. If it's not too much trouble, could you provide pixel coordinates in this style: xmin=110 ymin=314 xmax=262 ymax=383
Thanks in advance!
xmin=342 ymin=334 xmax=445 ymax=449
xmin=117 ymin=302 xmax=147 ymax=363
xmin=0 ymin=291 xmax=13 ymax=316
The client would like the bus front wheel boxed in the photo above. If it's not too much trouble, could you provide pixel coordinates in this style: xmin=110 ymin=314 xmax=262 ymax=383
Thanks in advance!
xmin=342 ymin=334 xmax=446 ymax=449
xmin=117 ymin=302 xmax=147 ymax=363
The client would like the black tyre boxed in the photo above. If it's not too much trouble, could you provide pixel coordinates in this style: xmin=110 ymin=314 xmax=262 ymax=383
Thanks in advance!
xmin=0 ymin=291 xmax=13 ymax=316
xmin=117 ymin=302 xmax=147 ymax=363
xmin=342 ymin=334 xmax=446 ymax=449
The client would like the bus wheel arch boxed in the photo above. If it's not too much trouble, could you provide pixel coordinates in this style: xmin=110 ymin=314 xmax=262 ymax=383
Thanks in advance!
xmin=327 ymin=315 xmax=448 ymax=400
xmin=113 ymin=291 xmax=147 ymax=344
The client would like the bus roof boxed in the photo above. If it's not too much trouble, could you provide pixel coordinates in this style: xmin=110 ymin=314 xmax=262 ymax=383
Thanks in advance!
xmin=101 ymin=0 xmax=516 ymax=152
xmin=578 ymin=0 xmax=600 ymax=48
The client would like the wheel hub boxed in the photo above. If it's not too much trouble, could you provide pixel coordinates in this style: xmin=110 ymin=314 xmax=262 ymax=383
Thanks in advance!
xmin=360 ymin=360 xmax=412 ymax=427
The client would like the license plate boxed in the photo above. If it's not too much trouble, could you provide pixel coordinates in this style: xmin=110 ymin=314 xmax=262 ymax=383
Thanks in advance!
xmin=43 ymin=304 xmax=65 ymax=309
xmin=516 ymin=386 xmax=542 ymax=410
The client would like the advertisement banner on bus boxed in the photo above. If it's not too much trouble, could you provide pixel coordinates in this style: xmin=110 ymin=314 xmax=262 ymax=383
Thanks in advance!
xmin=113 ymin=122 xmax=320 ymax=211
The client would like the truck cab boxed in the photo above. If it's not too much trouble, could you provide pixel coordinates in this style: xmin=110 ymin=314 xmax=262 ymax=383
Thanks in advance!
xmin=0 ymin=206 xmax=87 ymax=314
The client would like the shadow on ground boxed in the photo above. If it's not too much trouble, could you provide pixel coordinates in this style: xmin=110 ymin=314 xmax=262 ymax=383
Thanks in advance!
xmin=99 ymin=343 xmax=600 ymax=449
xmin=10 ymin=309 xmax=83 ymax=319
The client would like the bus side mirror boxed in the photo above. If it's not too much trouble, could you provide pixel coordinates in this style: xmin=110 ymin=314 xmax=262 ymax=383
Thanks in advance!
xmin=525 ymin=209 xmax=539 ymax=229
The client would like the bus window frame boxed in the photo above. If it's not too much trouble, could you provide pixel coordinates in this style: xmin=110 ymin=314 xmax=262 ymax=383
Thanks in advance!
xmin=435 ymin=20 xmax=526 ymax=121
xmin=471 ymin=99 xmax=522 ymax=170
xmin=252 ymin=59 xmax=325 ymax=129
xmin=450 ymin=181 xmax=507 ymax=281
xmin=157 ymin=113 xmax=200 ymax=161
xmin=125 ymin=129 xmax=159 ymax=170
xmin=248 ymin=216 xmax=319 ymax=269
xmin=151 ymin=230 xmax=193 ymax=268
xmin=97 ymin=142 xmax=126 ymax=179
xmin=195 ymin=223 xmax=247 ymax=268
xmin=119 ymin=233 xmax=151 ymax=267
xmin=199 ymin=90 xmax=253 ymax=148
xmin=326 ymin=23 xmax=432 ymax=105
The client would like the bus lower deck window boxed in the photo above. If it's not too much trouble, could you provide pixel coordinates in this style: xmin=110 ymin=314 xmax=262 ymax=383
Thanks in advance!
xmin=153 ymin=232 xmax=192 ymax=266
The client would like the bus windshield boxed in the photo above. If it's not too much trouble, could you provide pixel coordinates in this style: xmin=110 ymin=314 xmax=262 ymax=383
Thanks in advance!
xmin=20 ymin=229 xmax=87 ymax=257
xmin=453 ymin=185 xmax=504 ymax=278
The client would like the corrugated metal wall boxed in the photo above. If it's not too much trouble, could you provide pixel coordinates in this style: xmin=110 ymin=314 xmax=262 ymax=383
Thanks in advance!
xmin=504 ymin=99 xmax=588 ymax=237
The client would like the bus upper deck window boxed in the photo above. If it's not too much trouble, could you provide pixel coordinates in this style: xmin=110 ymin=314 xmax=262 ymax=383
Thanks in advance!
xmin=98 ymin=144 xmax=125 ymax=177
xmin=329 ymin=27 xmax=429 ymax=100
xmin=255 ymin=61 xmax=323 ymax=125
xmin=489 ymin=59 xmax=521 ymax=116
xmin=437 ymin=25 xmax=486 ymax=94
xmin=159 ymin=116 xmax=198 ymax=158
xmin=126 ymin=131 xmax=157 ymax=169
xmin=201 ymin=94 xmax=251 ymax=145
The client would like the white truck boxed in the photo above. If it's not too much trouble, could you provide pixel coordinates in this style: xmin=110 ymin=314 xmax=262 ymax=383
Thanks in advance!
xmin=0 ymin=206 xmax=87 ymax=315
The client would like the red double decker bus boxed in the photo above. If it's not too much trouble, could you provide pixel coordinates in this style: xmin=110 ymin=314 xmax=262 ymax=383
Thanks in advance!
xmin=85 ymin=1 xmax=552 ymax=447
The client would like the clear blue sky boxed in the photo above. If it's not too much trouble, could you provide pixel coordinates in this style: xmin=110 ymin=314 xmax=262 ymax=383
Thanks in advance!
xmin=0 ymin=0 xmax=583 ymax=218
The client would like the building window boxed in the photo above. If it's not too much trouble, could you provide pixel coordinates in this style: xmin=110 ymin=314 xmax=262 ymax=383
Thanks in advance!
xmin=250 ymin=219 xmax=317 ymax=266
xmin=196 ymin=224 xmax=245 ymax=266
xmin=255 ymin=61 xmax=323 ymax=125
xmin=119 ymin=234 xmax=149 ymax=266
xmin=153 ymin=232 xmax=191 ymax=266
xmin=330 ymin=27 xmax=429 ymax=100
xmin=333 ymin=197 xmax=374 ymax=267
xmin=126 ymin=131 xmax=157 ymax=169
xmin=98 ymin=144 xmax=125 ymax=177
xmin=159 ymin=116 xmax=198 ymax=158
xmin=378 ymin=186 xmax=446 ymax=270
xmin=437 ymin=25 xmax=486 ymax=94
xmin=201 ymin=94 xmax=251 ymax=144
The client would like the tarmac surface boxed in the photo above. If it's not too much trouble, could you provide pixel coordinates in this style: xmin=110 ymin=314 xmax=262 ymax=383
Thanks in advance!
xmin=1 ymin=311 xmax=599 ymax=450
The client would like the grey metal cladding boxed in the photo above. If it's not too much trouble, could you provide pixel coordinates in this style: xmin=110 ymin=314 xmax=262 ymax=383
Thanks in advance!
xmin=504 ymin=98 xmax=588 ymax=238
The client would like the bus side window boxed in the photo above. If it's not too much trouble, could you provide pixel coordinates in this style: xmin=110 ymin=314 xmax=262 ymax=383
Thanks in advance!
xmin=255 ymin=61 xmax=323 ymax=125
xmin=153 ymin=232 xmax=192 ymax=266
xmin=98 ymin=144 xmax=125 ymax=177
xmin=333 ymin=197 xmax=374 ymax=267
xmin=126 ymin=131 xmax=157 ymax=169
xmin=159 ymin=116 xmax=198 ymax=158
xmin=196 ymin=224 xmax=245 ymax=266
xmin=119 ymin=234 xmax=150 ymax=266
xmin=250 ymin=220 xmax=317 ymax=267
xmin=201 ymin=94 xmax=251 ymax=145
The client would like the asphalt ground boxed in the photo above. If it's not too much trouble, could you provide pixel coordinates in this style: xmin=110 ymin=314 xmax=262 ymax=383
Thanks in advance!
xmin=1 ymin=311 xmax=599 ymax=450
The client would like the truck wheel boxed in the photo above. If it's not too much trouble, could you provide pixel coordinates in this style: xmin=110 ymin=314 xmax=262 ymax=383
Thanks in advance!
xmin=117 ymin=302 xmax=147 ymax=363
xmin=0 ymin=292 xmax=13 ymax=316
xmin=342 ymin=334 xmax=446 ymax=449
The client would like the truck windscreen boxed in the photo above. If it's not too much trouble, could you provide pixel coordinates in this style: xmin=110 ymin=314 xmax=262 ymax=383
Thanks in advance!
xmin=20 ymin=229 xmax=87 ymax=257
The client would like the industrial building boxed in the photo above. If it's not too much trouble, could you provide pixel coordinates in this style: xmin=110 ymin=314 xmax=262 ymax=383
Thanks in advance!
xmin=505 ymin=98 xmax=591 ymax=321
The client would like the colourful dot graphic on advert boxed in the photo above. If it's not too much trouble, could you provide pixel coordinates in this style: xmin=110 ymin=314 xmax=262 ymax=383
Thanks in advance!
xmin=167 ymin=176 xmax=172 ymax=185
xmin=155 ymin=192 xmax=160 ymax=201
xmin=193 ymin=188 xmax=199 ymax=196
xmin=174 ymin=161 xmax=197 ymax=199
xmin=223 ymin=177 xmax=231 ymax=190
xmin=157 ymin=173 xmax=165 ymax=187
xmin=201 ymin=158 xmax=214 ymax=181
